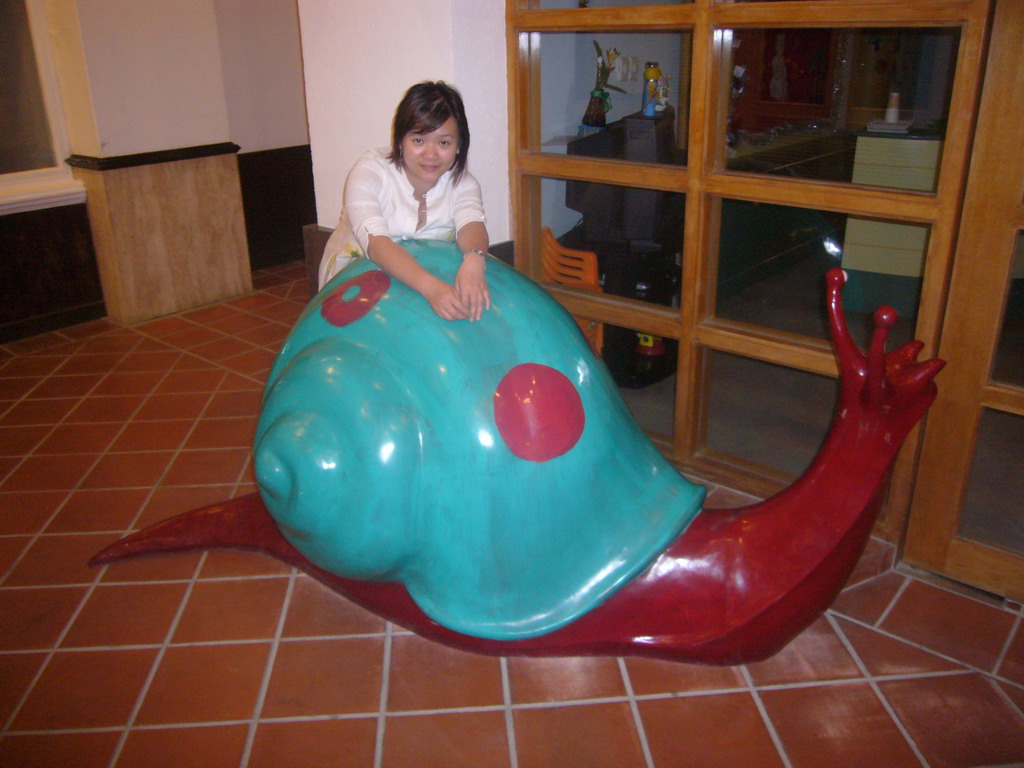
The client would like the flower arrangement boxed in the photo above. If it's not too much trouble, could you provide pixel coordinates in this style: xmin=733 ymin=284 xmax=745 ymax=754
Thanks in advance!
xmin=583 ymin=41 xmax=626 ymax=127
xmin=592 ymin=41 xmax=625 ymax=97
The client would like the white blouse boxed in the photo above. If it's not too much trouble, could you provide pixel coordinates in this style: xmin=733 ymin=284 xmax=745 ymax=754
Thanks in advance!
xmin=318 ymin=147 xmax=486 ymax=289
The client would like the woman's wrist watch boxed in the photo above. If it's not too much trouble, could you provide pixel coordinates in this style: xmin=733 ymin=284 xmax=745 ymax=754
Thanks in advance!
xmin=464 ymin=248 xmax=489 ymax=265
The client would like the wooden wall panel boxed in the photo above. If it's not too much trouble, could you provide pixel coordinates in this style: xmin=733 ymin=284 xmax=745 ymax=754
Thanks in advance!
xmin=73 ymin=153 xmax=252 ymax=324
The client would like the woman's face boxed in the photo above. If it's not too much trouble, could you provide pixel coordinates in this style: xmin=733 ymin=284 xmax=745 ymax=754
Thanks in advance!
xmin=401 ymin=116 xmax=459 ymax=194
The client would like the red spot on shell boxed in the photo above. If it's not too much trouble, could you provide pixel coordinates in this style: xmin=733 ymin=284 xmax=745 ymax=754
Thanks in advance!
xmin=320 ymin=270 xmax=391 ymax=326
xmin=493 ymin=363 xmax=585 ymax=462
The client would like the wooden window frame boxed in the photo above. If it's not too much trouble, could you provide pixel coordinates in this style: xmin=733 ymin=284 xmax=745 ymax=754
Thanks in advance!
xmin=506 ymin=0 xmax=993 ymax=536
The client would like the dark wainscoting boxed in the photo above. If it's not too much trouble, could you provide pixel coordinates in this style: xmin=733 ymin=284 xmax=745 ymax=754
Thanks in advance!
xmin=238 ymin=145 xmax=317 ymax=271
xmin=0 ymin=204 xmax=105 ymax=343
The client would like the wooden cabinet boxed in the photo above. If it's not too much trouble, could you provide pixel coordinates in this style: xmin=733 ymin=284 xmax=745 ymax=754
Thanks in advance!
xmin=507 ymin=0 xmax=1010 ymax=590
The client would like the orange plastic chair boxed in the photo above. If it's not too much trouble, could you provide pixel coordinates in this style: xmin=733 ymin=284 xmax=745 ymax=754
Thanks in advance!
xmin=540 ymin=227 xmax=604 ymax=355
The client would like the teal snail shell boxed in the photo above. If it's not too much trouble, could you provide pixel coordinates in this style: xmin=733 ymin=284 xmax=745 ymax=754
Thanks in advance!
xmin=253 ymin=240 xmax=705 ymax=640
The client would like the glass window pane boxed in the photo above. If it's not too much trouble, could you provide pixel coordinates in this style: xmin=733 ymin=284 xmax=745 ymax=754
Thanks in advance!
xmin=606 ymin=322 xmax=677 ymax=437
xmin=992 ymin=232 xmax=1024 ymax=388
xmin=958 ymin=408 xmax=1024 ymax=557
xmin=705 ymin=350 xmax=836 ymax=477
xmin=535 ymin=31 xmax=691 ymax=161
xmin=0 ymin=0 xmax=56 ymax=174
xmin=715 ymin=197 xmax=925 ymax=350
xmin=541 ymin=176 xmax=684 ymax=307
xmin=722 ymin=28 xmax=958 ymax=191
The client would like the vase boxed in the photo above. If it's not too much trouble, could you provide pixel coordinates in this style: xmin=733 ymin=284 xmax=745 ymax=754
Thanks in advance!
xmin=582 ymin=90 xmax=608 ymax=127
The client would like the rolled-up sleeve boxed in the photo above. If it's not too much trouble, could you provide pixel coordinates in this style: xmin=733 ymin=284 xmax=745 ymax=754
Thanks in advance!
xmin=452 ymin=173 xmax=486 ymax=235
xmin=344 ymin=158 xmax=392 ymax=253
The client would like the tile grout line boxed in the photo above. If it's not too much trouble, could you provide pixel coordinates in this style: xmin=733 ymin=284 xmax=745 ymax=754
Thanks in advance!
xmin=238 ymin=568 xmax=297 ymax=768
xmin=0 ymin=571 xmax=292 ymax=591
xmin=115 ymin=355 xmax=237 ymax=538
xmin=57 ymin=662 xmax=970 ymax=734
xmin=373 ymin=622 xmax=394 ymax=768
xmin=831 ymin=610 xmax=1024 ymax=689
xmin=107 ymin=300 xmax=295 ymax=510
xmin=1 ymin=333 xmax=187 ymax=738
xmin=132 ymin=306 xmax=291 ymax=385
xmin=103 ymin=552 xmax=207 ymax=768
xmin=825 ymin=611 xmax=932 ymax=767
xmin=991 ymin=612 xmax=1024 ymax=720
xmin=2 ymin=329 xmax=234 ymax=585
xmin=739 ymin=664 xmax=794 ymax=768
xmin=0 ymin=273 xmax=291 ymax=596
xmin=990 ymin=676 xmax=1024 ymax=721
xmin=0 ymin=563 xmax=106 ymax=735
xmin=993 ymin=611 xmax=1022 ymax=677
xmin=874 ymin=573 xmax=912 ymax=628
xmin=100 ymin=347 xmax=221 ymax=535
xmin=618 ymin=656 xmax=655 ymax=768
xmin=0 ymin=282 xmax=277 ymax=499
xmin=121 ymin=713 xmax=375 ymax=730
xmin=0 ymin=332 xmax=157 ymax=586
xmin=500 ymin=656 xmax=519 ymax=768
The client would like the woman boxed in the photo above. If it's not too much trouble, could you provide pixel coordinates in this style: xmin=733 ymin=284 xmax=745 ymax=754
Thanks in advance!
xmin=318 ymin=81 xmax=491 ymax=321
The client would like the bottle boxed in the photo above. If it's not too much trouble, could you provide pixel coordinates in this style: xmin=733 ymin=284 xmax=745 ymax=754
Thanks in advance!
xmin=642 ymin=62 xmax=661 ymax=117
xmin=885 ymin=92 xmax=900 ymax=123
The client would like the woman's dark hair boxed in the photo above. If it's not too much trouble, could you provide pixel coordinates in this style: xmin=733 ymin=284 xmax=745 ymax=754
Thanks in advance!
xmin=389 ymin=81 xmax=470 ymax=183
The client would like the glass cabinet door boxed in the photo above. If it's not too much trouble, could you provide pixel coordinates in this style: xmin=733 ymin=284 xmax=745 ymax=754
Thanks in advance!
xmin=903 ymin=2 xmax=1024 ymax=601
xmin=508 ymin=0 xmax=994 ymax=530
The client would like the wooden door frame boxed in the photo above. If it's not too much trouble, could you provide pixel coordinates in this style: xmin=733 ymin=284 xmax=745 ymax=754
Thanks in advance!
xmin=903 ymin=0 xmax=1024 ymax=600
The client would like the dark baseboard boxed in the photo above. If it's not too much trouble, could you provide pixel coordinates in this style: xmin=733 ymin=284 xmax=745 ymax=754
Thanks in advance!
xmin=238 ymin=145 xmax=317 ymax=271
xmin=489 ymin=240 xmax=514 ymax=266
xmin=0 ymin=203 xmax=105 ymax=343
xmin=66 ymin=142 xmax=239 ymax=171
xmin=302 ymin=225 xmax=333 ymax=296
xmin=0 ymin=302 xmax=106 ymax=344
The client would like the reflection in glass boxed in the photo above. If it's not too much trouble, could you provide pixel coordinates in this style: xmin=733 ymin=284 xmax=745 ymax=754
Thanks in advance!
xmin=959 ymin=408 xmax=1024 ymax=557
xmin=537 ymin=31 xmax=691 ymax=160
xmin=706 ymin=351 xmax=836 ymax=477
xmin=1 ymin=0 xmax=56 ymax=174
xmin=605 ymin=322 xmax=677 ymax=436
xmin=714 ymin=198 xmax=925 ymax=349
xmin=722 ymin=27 xmax=958 ymax=191
xmin=541 ymin=176 xmax=684 ymax=307
xmin=992 ymin=233 xmax=1024 ymax=387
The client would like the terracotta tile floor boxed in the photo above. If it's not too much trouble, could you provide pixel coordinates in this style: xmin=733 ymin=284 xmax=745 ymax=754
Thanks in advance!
xmin=2 ymin=261 xmax=1023 ymax=768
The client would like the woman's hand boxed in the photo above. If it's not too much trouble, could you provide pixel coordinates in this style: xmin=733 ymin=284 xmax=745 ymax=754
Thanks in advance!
xmin=367 ymin=234 xmax=490 ymax=322
xmin=423 ymin=279 xmax=471 ymax=321
xmin=369 ymin=235 xmax=471 ymax=321
xmin=454 ymin=251 xmax=491 ymax=321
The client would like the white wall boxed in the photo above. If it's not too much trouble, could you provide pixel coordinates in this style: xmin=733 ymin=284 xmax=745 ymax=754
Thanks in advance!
xmin=73 ymin=0 xmax=231 ymax=156
xmin=52 ymin=0 xmax=308 ymax=157
xmin=298 ymin=0 xmax=509 ymax=242
xmin=213 ymin=0 xmax=310 ymax=152
xmin=452 ymin=0 xmax=509 ymax=243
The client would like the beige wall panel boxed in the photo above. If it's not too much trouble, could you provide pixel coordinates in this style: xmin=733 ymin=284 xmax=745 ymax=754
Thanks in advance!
xmin=74 ymin=154 xmax=251 ymax=324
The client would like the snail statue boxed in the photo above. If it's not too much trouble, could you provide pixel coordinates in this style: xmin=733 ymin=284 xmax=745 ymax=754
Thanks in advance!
xmin=91 ymin=240 xmax=943 ymax=664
